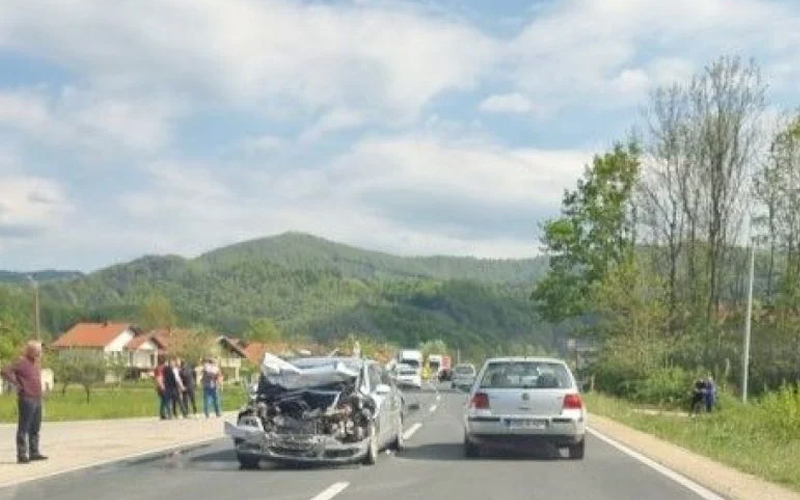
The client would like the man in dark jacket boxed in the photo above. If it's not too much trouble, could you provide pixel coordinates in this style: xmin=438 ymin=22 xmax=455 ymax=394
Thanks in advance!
xmin=1 ymin=340 xmax=48 ymax=464
xmin=179 ymin=359 xmax=197 ymax=417
xmin=164 ymin=357 xmax=187 ymax=418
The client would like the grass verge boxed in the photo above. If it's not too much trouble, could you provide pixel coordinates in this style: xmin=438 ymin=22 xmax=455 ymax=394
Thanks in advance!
xmin=584 ymin=390 xmax=800 ymax=490
xmin=0 ymin=385 xmax=247 ymax=422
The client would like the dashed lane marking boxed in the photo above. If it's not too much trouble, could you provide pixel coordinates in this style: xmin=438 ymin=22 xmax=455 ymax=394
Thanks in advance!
xmin=309 ymin=482 xmax=350 ymax=500
xmin=402 ymin=423 xmax=423 ymax=441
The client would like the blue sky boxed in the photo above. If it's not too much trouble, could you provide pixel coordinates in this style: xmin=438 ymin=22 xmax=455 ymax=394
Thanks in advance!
xmin=1 ymin=0 xmax=800 ymax=272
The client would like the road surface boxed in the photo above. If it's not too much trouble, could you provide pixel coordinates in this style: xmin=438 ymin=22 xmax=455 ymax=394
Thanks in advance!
xmin=0 ymin=386 xmax=722 ymax=500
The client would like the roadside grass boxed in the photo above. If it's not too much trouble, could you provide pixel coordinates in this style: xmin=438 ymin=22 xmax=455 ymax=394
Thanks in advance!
xmin=584 ymin=389 xmax=800 ymax=490
xmin=0 ymin=385 xmax=247 ymax=422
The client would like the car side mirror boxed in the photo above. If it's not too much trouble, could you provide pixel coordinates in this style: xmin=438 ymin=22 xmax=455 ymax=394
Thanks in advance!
xmin=374 ymin=383 xmax=391 ymax=395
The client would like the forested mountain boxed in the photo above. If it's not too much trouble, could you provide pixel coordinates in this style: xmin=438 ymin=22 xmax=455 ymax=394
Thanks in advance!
xmin=0 ymin=232 xmax=552 ymax=361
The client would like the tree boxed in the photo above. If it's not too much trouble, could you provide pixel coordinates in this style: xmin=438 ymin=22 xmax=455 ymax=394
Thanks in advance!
xmin=244 ymin=318 xmax=283 ymax=344
xmin=138 ymin=293 xmax=177 ymax=331
xmin=168 ymin=328 xmax=216 ymax=365
xmin=532 ymin=141 xmax=641 ymax=323
xmin=52 ymin=350 xmax=107 ymax=402
xmin=419 ymin=339 xmax=448 ymax=358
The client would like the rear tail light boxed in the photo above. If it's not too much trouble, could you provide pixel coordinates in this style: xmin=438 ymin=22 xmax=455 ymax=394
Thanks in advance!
xmin=470 ymin=392 xmax=490 ymax=410
xmin=563 ymin=393 xmax=583 ymax=410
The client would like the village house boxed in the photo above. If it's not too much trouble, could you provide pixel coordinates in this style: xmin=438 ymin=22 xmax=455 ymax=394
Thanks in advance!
xmin=50 ymin=322 xmax=160 ymax=382
xmin=47 ymin=320 xmax=322 ymax=386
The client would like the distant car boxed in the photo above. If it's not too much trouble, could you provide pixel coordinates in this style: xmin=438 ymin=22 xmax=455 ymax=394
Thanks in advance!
xmin=225 ymin=356 xmax=405 ymax=468
xmin=462 ymin=357 xmax=586 ymax=459
xmin=393 ymin=362 xmax=423 ymax=390
xmin=450 ymin=363 xmax=476 ymax=390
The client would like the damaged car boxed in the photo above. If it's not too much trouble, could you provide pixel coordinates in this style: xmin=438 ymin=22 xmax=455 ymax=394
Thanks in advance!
xmin=224 ymin=354 xmax=405 ymax=469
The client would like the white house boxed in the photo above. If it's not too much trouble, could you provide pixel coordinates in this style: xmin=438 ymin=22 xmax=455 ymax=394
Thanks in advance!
xmin=51 ymin=322 xmax=158 ymax=382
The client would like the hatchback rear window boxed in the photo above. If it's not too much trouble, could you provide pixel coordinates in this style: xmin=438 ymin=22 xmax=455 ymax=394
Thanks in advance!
xmin=478 ymin=361 xmax=573 ymax=389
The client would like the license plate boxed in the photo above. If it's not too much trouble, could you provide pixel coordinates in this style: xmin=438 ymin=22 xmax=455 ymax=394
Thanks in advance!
xmin=506 ymin=419 xmax=547 ymax=429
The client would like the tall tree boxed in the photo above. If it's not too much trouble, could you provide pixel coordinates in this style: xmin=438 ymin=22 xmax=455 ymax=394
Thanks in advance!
xmin=244 ymin=318 xmax=283 ymax=344
xmin=138 ymin=293 xmax=177 ymax=331
xmin=532 ymin=141 xmax=641 ymax=324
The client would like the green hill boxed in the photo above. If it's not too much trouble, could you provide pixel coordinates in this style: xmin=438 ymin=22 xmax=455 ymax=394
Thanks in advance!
xmin=2 ymin=232 xmax=552 ymax=359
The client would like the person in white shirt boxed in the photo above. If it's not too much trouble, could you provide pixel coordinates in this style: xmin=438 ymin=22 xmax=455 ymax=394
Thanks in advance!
xmin=201 ymin=358 xmax=222 ymax=417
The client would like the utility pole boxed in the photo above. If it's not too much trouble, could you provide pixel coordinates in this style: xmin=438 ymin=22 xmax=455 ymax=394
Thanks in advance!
xmin=27 ymin=275 xmax=40 ymax=341
xmin=742 ymin=241 xmax=755 ymax=403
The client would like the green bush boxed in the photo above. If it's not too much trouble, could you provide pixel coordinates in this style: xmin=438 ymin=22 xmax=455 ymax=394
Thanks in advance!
xmin=630 ymin=367 xmax=694 ymax=407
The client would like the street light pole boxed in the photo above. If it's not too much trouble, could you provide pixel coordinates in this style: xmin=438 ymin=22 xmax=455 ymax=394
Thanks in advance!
xmin=27 ymin=275 xmax=40 ymax=341
xmin=742 ymin=242 xmax=755 ymax=403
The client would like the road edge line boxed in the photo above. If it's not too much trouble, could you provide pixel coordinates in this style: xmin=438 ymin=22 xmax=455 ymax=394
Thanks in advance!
xmin=309 ymin=482 xmax=350 ymax=500
xmin=0 ymin=436 xmax=219 ymax=491
xmin=587 ymin=428 xmax=727 ymax=500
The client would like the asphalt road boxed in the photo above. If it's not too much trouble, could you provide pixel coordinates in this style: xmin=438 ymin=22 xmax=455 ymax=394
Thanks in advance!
xmin=0 ymin=385 xmax=721 ymax=500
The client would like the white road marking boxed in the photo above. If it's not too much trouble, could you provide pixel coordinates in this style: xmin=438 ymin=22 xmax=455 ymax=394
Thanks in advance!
xmin=429 ymin=404 xmax=438 ymax=413
xmin=588 ymin=428 xmax=727 ymax=500
xmin=403 ymin=422 xmax=423 ymax=440
xmin=436 ymin=394 xmax=441 ymax=401
xmin=309 ymin=482 xmax=350 ymax=500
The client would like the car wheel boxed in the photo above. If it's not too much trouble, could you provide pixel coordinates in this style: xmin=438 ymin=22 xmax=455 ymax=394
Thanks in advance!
xmin=568 ymin=440 xmax=585 ymax=460
xmin=363 ymin=423 xmax=379 ymax=465
xmin=464 ymin=434 xmax=480 ymax=458
xmin=236 ymin=452 xmax=260 ymax=470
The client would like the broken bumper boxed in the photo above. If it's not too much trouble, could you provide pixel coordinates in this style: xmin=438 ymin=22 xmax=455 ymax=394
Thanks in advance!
xmin=224 ymin=421 xmax=371 ymax=464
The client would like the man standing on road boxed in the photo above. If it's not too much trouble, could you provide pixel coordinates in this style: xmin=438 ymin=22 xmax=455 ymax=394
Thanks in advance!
xmin=1 ymin=340 xmax=48 ymax=464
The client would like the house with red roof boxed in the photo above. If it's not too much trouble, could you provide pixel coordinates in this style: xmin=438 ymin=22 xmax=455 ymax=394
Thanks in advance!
xmin=51 ymin=321 xmax=162 ymax=382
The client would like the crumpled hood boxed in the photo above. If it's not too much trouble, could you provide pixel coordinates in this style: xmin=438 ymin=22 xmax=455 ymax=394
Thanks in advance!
xmin=260 ymin=353 xmax=360 ymax=390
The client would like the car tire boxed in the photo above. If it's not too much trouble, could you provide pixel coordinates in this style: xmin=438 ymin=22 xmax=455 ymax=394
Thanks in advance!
xmin=464 ymin=434 xmax=480 ymax=458
xmin=568 ymin=440 xmax=585 ymax=460
xmin=236 ymin=452 xmax=260 ymax=470
xmin=363 ymin=423 xmax=379 ymax=465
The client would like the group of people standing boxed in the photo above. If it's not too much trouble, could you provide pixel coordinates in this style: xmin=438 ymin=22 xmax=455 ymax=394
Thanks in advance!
xmin=154 ymin=357 xmax=223 ymax=419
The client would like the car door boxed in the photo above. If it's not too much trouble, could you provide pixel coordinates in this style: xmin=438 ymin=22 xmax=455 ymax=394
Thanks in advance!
xmin=380 ymin=364 xmax=403 ymax=429
xmin=366 ymin=362 xmax=392 ymax=446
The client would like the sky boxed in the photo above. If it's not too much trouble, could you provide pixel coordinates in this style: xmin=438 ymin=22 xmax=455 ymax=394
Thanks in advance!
xmin=2 ymin=0 xmax=800 ymax=272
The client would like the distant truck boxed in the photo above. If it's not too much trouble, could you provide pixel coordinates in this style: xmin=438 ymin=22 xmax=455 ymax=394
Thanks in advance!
xmin=395 ymin=349 xmax=423 ymax=389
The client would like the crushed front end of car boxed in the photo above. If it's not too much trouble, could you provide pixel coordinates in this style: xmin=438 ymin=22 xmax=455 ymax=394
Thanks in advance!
xmin=224 ymin=354 xmax=378 ymax=467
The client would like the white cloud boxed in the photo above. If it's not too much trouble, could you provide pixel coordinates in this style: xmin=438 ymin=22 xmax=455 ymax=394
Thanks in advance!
xmin=300 ymin=108 xmax=366 ymax=143
xmin=0 ymin=176 xmax=73 ymax=241
xmin=109 ymin=132 xmax=591 ymax=263
xmin=0 ymin=86 xmax=184 ymax=156
xmin=0 ymin=0 xmax=498 ymax=123
xmin=507 ymin=0 xmax=800 ymax=113
xmin=241 ymin=135 xmax=284 ymax=154
xmin=479 ymin=93 xmax=534 ymax=114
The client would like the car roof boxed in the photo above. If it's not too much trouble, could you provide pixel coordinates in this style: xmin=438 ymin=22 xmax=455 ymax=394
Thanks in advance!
xmin=482 ymin=356 xmax=568 ymax=365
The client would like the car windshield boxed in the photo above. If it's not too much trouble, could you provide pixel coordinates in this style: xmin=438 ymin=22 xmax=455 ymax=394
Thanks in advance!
xmin=401 ymin=359 xmax=420 ymax=368
xmin=399 ymin=368 xmax=417 ymax=375
xmin=454 ymin=365 xmax=475 ymax=375
xmin=479 ymin=361 xmax=573 ymax=389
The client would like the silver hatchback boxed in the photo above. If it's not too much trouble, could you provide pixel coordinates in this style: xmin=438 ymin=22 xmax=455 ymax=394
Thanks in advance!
xmin=462 ymin=357 xmax=586 ymax=459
